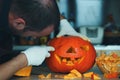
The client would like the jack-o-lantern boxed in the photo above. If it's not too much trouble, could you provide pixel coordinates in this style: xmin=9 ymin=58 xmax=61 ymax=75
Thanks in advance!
xmin=46 ymin=36 xmax=96 ymax=73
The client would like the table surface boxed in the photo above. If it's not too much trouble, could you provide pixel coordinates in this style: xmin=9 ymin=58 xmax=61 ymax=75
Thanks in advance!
xmin=10 ymin=64 xmax=120 ymax=80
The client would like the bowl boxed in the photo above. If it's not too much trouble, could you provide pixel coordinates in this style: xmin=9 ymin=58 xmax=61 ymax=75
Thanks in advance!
xmin=96 ymin=52 xmax=120 ymax=74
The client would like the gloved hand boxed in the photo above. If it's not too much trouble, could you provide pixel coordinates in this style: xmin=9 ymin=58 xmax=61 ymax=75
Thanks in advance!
xmin=57 ymin=19 xmax=90 ymax=42
xmin=21 ymin=46 xmax=55 ymax=66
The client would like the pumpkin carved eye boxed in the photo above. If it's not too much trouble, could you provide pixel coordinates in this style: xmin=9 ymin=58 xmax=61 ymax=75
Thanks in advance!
xmin=80 ymin=45 xmax=89 ymax=51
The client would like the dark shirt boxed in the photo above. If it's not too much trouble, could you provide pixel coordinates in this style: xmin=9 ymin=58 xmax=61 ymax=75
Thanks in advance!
xmin=0 ymin=0 xmax=18 ymax=64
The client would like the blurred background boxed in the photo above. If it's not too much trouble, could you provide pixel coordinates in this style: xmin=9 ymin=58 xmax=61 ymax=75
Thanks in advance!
xmin=56 ymin=0 xmax=120 ymax=45
xmin=13 ymin=0 xmax=120 ymax=48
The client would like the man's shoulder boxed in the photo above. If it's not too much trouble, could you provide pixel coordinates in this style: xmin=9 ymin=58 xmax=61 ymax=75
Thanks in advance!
xmin=0 ymin=0 xmax=11 ymax=32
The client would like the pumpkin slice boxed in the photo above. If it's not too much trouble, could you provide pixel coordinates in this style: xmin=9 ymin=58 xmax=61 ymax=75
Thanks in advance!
xmin=64 ymin=73 xmax=77 ymax=79
xmin=38 ymin=73 xmax=52 ymax=79
xmin=91 ymin=73 xmax=101 ymax=80
xmin=104 ymin=72 xmax=118 ymax=79
xmin=14 ymin=66 xmax=32 ymax=76
xmin=64 ymin=69 xmax=82 ymax=79
xmin=46 ymin=73 xmax=52 ymax=79
xmin=70 ymin=69 xmax=82 ymax=78
xmin=83 ymin=72 xmax=94 ymax=78
xmin=38 ymin=74 xmax=46 ymax=79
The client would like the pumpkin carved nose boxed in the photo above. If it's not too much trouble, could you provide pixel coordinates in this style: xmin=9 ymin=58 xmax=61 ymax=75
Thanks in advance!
xmin=66 ymin=47 xmax=76 ymax=53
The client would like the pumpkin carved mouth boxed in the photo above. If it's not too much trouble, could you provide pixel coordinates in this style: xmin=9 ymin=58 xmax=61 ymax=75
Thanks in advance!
xmin=54 ymin=54 xmax=84 ymax=66
xmin=54 ymin=46 xmax=86 ymax=66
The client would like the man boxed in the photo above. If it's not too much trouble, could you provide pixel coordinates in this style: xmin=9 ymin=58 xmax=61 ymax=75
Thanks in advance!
xmin=0 ymin=0 xmax=89 ymax=79
xmin=0 ymin=0 xmax=60 ymax=62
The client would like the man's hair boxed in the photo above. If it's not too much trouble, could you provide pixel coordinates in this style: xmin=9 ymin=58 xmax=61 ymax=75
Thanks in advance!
xmin=10 ymin=0 xmax=60 ymax=32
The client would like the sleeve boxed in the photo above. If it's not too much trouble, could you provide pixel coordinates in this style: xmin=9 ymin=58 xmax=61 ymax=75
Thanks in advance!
xmin=0 ymin=0 xmax=19 ymax=64
xmin=0 ymin=33 xmax=19 ymax=64
xmin=0 ymin=0 xmax=12 ymax=32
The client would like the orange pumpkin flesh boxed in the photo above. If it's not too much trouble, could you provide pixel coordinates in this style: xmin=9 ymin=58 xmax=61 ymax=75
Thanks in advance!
xmin=14 ymin=66 xmax=32 ymax=76
xmin=46 ymin=36 xmax=96 ymax=73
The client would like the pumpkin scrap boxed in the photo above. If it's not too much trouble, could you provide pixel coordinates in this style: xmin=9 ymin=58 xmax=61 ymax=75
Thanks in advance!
xmin=14 ymin=66 xmax=32 ymax=76
xmin=70 ymin=69 xmax=82 ymax=78
xmin=38 ymin=73 xmax=51 ymax=79
xmin=83 ymin=72 xmax=94 ymax=78
xmin=96 ymin=52 xmax=120 ymax=73
xmin=46 ymin=73 xmax=52 ymax=79
xmin=104 ymin=72 xmax=118 ymax=79
xmin=83 ymin=72 xmax=101 ymax=79
xmin=38 ymin=74 xmax=46 ymax=79
xmin=64 ymin=69 xmax=82 ymax=79
xmin=64 ymin=73 xmax=77 ymax=79
xmin=91 ymin=73 xmax=101 ymax=80
xmin=46 ymin=36 xmax=96 ymax=73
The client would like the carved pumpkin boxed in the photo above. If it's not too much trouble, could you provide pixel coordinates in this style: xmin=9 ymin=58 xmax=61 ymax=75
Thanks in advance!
xmin=46 ymin=36 xmax=96 ymax=73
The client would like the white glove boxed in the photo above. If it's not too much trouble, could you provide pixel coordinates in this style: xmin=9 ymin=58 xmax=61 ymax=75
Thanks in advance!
xmin=21 ymin=46 xmax=55 ymax=66
xmin=57 ymin=19 xmax=90 ymax=42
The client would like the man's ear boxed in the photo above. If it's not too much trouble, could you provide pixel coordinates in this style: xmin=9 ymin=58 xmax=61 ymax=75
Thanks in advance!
xmin=12 ymin=18 xmax=26 ymax=30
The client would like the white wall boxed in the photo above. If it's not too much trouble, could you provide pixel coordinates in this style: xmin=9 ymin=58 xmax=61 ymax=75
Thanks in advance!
xmin=75 ymin=0 xmax=103 ymax=27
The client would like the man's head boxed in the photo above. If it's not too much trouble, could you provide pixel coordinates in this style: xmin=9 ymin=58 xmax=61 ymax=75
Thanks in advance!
xmin=9 ymin=0 xmax=60 ymax=37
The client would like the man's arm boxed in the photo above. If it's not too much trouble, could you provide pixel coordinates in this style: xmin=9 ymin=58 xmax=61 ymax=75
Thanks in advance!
xmin=0 ymin=46 xmax=54 ymax=80
xmin=0 ymin=53 xmax=27 ymax=80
